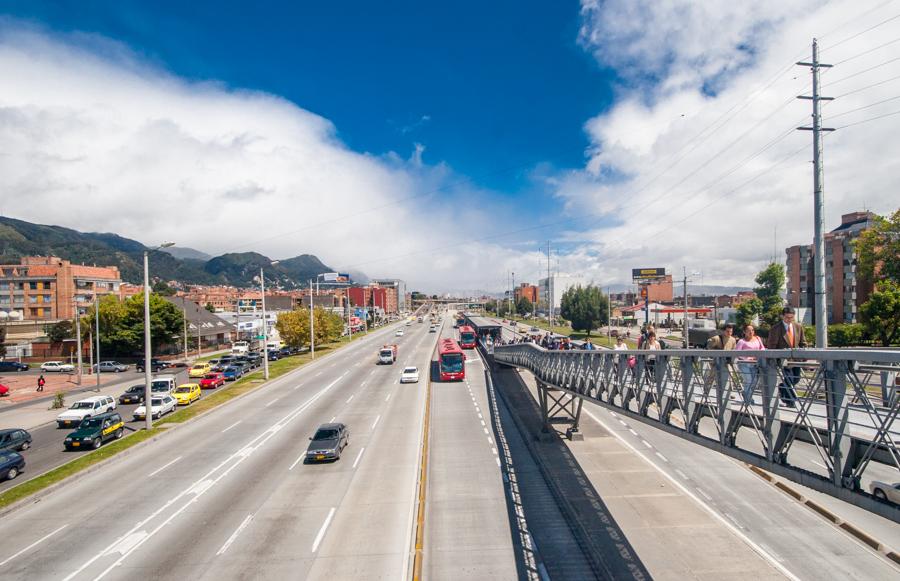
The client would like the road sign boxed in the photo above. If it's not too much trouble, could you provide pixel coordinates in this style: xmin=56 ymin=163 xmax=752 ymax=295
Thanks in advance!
xmin=255 ymin=335 xmax=265 ymax=340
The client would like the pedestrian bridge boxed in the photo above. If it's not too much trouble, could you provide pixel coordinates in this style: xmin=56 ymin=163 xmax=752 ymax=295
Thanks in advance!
xmin=491 ymin=343 xmax=900 ymax=521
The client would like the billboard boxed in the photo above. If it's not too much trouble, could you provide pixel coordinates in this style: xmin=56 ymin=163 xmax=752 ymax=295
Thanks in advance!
xmin=632 ymin=268 xmax=666 ymax=281
xmin=322 ymin=272 xmax=351 ymax=283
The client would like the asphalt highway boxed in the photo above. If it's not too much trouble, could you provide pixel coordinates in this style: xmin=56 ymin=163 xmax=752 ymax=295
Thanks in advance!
xmin=0 ymin=318 xmax=438 ymax=580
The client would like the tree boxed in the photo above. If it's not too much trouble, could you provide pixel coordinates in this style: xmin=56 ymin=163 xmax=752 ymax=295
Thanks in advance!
xmin=47 ymin=320 xmax=75 ymax=342
xmin=735 ymin=298 xmax=762 ymax=330
xmin=828 ymin=323 xmax=865 ymax=347
xmin=151 ymin=281 xmax=176 ymax=296
xmin=516 ymin=296 xmax=533 ymax=316
xmin=81 ymin=293 xmax=184 ymax=356
xmin=753 ymin=262 xmax=785 ymax=327
xmin=559 ymin=285 xmax=609 ymax=336
xmin=276 ymin=309 xmax=310 ymax=348
xmin=855 ymin=208 xmax=900 ymax=284
xmin=859 ymin=281 xmax=900 ymax=346
xmin=204 ymin=302 xmax=216 ymax=313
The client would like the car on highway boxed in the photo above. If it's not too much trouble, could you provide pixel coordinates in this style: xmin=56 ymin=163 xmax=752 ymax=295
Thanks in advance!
xmin=136 ymin=358 xmax=169 ymax=373
xmin=305 ymin=423 xmax=350 ymax=463
xmin=530 ymin=326 xmax=539 ymax=332
xmin=133 ymin=395 xmax=177 ymax=421
xmin=869 ymin=480 xmax=900 ymax=503
xmin=173 ymin=383 xmax=201 ymax=405
xmin=0 ymin=429 xmax=32 ymax=453
xmin=246 ymin=353 xmax=263 ymax=367
xmin=199 ymin=372 xmax=225 ymax=389
xmin=188 ymin=362 xmax=212 ymax=378
xmin=0 ymin=383 xmax=9 ymax=397
xmin=395 ymin=330 xmax=404 ymax=337
xmin=64 ymin=412 xmax=124 ymax=451
xmin=40 ymin=361 xmax=75 ymax=373
xmin=222 ymin=365 xmax=243 ymax=381
xmin=151 ymin=375 xmax=178 ymax=395
xmin=94 ymin=361 xmax=129 ymax=373
xmin=0 ymin=452 xmax=25 ymax=481
xmin=267 ymin=350 xmax=280 ymax=362
xmin=118 ymin=384 xmax=147 ymax=405
xmin=0 ymin=361 xmax=29 ymax=372
xmin=400 ymin=366 xmax=420 ymax=383
xmin=56 ymin=395 xmax=117 ymax=428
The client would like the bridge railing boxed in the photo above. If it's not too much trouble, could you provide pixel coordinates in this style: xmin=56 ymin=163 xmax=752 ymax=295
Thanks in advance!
xmin=492 ymin=343 xmax=900 ymax=520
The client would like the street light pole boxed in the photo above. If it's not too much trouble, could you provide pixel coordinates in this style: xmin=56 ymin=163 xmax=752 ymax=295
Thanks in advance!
xmin=260 ymin=266 xmax=270 ymax=380
xmin=94 ymin=293 xmax=101 ymax=389
xmin=143 ymin=243 xmax=174 ymax=431
xmin=74 ymin=305 xmax=83 ymax=386
xmin=309 ymin=279 xmax=315 ymax=359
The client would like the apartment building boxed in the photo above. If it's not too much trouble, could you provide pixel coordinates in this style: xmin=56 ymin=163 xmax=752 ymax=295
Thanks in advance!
xmin=786 ymin=211 xmax=875 ymax=324
xmin=514 ymin=283 xmax=539 ymax=304
xmin=0 ymin=256 xmax=122 ymax=321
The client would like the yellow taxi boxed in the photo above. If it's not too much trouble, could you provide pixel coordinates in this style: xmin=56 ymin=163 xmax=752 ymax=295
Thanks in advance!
xmin=188 ymin=362 xmax=212 ymax=378
xmin=173 ymin=383 xmax=201 ymax=406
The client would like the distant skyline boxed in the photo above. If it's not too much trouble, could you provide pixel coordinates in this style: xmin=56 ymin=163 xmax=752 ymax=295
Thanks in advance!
xmin=0 ymin=1 xmax=898 ymax=293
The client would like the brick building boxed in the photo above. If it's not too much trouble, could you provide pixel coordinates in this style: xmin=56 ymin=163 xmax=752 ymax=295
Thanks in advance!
xmin=786 ymin=211 xmax=875 ymax=324
xmin=643 ymin=275 xmax=674 ymax=303
xmin=514 ymin=283 xmax=539 ymax=304
xmin=0 ymin=256 xmax=122 ymax=321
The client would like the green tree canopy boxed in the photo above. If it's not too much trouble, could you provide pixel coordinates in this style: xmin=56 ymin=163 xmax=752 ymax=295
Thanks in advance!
xmin=46 ymin=320 xmax=75 ymax=343
xmin=859 ymin=281 xmax=900 ymax=346
xmin=515 ymin=296 xmax=533 ymax=316
xmin=752 ymin=262 xmax=785 ymax=328
xmin=855 ymin=208 xmax=900 ymax=284
xmin=559 ymin=285 xmax=609 ymax=336
xmin=276 ymin=307 xmax=344 ymax=348
xmin=204 ymin=302 xmax=216 ymax=313
xmin=81 ymin=293 xmax=184 ymax=356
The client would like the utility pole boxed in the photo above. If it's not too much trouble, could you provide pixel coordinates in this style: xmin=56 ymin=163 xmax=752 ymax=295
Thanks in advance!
xmin=182 ymin=297 xmax=188 ymax=359
xmin=94 ymin=292 xmax=101 ymax=389
xmin=683 ymin=267 xmax=689 ymax=348
xmin=797 ymin=38 xmax=834 ymax=348
xmin=260 ymin=267 xmax=270 ymax=380
xmin=511 ymin=271 xmax=515 ymax=318
xmin=607 ymin=286 xmax=611 ymax=344
xmin=142 ymin=251 xmax=153 ymax=430
xmin=74 ymin=306 xmax=83 ymax=386
xmin=309 ymin=279 xmax=315 ymax=359
xmin=546 ymin=241 xmax=553 ymax=329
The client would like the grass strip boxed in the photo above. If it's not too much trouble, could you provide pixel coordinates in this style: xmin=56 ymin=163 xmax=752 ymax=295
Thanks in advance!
xmin=0 ymin=428 xmax=162 ymax=510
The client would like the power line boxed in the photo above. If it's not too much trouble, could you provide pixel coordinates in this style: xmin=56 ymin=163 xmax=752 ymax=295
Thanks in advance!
xmin=821 ymin=7 xmax=900 ymax=51
xmin=828 ymin=93 xmax=900 ymax=119
xmin=833 ymin=107 xmax=900 ymax=129
xmin=832 ymin=73 xmax=900 ymax=98
xmin=826 ymin=55 xmax=900 ymax=86
xmin=832 ymin=36 xmax=900 ymax=65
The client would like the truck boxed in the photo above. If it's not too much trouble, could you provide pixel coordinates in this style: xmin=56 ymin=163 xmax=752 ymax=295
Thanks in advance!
xmin=232 ymin=341 xmax=250 ymax=355
xmin=378 ymin=344 xmax=398 ymax=365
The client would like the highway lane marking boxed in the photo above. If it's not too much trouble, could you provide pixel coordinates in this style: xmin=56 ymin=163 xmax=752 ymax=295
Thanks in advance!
xmin=386 ymin=393 xmax=392 ymax=402
xmin=0 ymin=524 xmax=68 ymax=567
xmin=221 ymin=421 xmax=242 ymax=433
xmin=619 ymin=419 xmax=628 ymax=426
xmin=312 ymin=507 xmax=336 ymax=553
xmin=696 ymin=488 xmax=713 ymax=501
xmin=641 ymin=440 xmax=653 ymax=449
xmin=491 ymin=447 xmax=498 ymax=455
xmin=330 ymin=416 xmax=336 ymax=423
xmin=289 ymin=452 xmax=306 ymax=471
xmin=346 ymin=394 xmax=355 ymax=403
xmin=372 ymin=415 xmax=381 ymax=429
xmin=584 ymin=408 xmax=800 ymax=581
xmin=480 ymin=420 xmax=486 ymax=427
xmin=725 ymin=513 xmax=745 ymax=529
xmin=676 ymin=469 xmax=690 ymax=480
xmin=147 ymin=456 xmax=183 ymax=478
xmin=628 ymin=429 xmax=638 ymax=436
xmin=655 ymin=452 xmax=669 ymax=463
xmin=264 ymin=397 xmax=281 ymax=408
xmin=352 ymin=447 xmax=366 ymax=468
xmin=216 ymin=514 xmax=253 ymax=556
xmin=74 ymin=376 xmax=345 ymax=581
xmin=315 ymin=371 xmax=323 ymax=377
xmin=483 ymin=427 xmax=489 ymax=435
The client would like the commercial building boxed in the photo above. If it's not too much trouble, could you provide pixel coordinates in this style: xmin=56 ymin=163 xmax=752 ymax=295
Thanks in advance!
xmin=537 ymin=275 xmax=590 ymax=310
xmin=514 ymin=283 xmax=539 ymax=304
xmin=786 ymin=211 xmax=875 ymax=324
xmin=0 ymin=256 xmax=122 ymax=321
xmin=643 ymin=275 xmax=674 ymax=303
xmin=371 ymin=279 xmax=406 ymax=312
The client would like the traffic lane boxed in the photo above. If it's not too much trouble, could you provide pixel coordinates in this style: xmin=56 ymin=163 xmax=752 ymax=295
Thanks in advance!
xmin=425 ymin=327 xmax=518 ymax=579
xmin=583 ymin=400 xmax=899 ymax=580
xmin=0 ymin=324 xmax=405 ymax=579
xmin=112 ymin=323 xmax=435 ymax=581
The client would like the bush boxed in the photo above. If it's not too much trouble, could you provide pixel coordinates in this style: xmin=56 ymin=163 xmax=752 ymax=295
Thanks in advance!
xmin=828 ymin=323 xmax=865 ymax=347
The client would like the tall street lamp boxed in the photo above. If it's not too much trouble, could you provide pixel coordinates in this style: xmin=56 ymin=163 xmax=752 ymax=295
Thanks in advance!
xmin=260 ymin=261 xmax=278 ymax=380
xmin=143 ymin=242 xmax=175 ymax=431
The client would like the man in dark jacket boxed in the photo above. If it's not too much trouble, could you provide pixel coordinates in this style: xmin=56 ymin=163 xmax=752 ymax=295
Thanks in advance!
xmin=766 ymin=307 xmax=807 ymax=407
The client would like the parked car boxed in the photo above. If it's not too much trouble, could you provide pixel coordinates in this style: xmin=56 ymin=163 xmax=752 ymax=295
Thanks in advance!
xmin=0 ymin=429 xmax=32 ymax=453
xmin=246 ymin=353 xmax=263 ymax=368
xmin=870 ymin=480 xmax=900 ymax=503
xmin=118 ymin=384 xmax=146 ymax=405
xmin=0 ymin=361 xmax=29 ymax=372
xmin=400 ymin=366 xmax=420 ymax=383
xmin=133 ymin=395 xmax=177 ymax=421
xmin=0 ymin=452 xmax=25 ymax=481
xmin=173 ymin=383 xmax=201 ymax=405
xmin=188 ymin=362 xmax=212 ymax=378
xmin=94 ymin=361 xmax=129 ymax=373
xmin=56 ymin=396 xmax=117 ymax=428
xmin=136 ymin=358 xmax=168 ymax=373
xmin=199 ymin=372 xmax=225 ymax=389
xmin=64 ymin=412 xmax=124 ymax=451
xmin=222 ymin=366 xmax=243 ymax=381
xmin=0 ymin=383 xmax=9 ymax=397
xmin=305 ymin=423 xmax=350 ymax=463
xmin=267 ymin=350 xmax=280 ymax=362
xmin=151 ymin=375 xmax=178 ymax=395
xmin=278 ymin=347 xmax=293 ymax=358
xmin=40 ymin=361 xmax=75 ymax=373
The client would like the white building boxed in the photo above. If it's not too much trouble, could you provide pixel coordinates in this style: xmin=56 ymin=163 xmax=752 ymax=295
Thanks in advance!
xmin=538 ymin=275 xmax=591 ymax=309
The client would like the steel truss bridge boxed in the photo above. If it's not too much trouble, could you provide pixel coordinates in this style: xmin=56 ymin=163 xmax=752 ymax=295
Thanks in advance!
xmin=491 ymin=343 xmax=900 ymax=521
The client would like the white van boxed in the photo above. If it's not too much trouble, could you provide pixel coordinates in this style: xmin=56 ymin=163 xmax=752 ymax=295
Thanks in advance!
xmin=150 ymin=374 xmax=178 ymax=395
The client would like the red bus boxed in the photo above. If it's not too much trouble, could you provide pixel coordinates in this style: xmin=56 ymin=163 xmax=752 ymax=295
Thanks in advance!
xmin=438 ymin=338 xmax=465 ymax=381
xmin=458 ymin=325 xmax=477 ymax=349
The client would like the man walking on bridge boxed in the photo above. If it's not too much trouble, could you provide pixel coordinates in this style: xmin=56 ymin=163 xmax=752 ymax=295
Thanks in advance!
xmin=767 ymin=307 xmax=807 ymax=407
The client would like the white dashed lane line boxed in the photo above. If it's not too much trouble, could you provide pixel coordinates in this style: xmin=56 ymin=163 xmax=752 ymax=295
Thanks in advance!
xmin=221 ymin=421 xmax=242 ymax=434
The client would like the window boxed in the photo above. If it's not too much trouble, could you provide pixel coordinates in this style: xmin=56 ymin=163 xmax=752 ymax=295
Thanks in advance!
xmin=29 ymin=282 xmax=37 ymax=290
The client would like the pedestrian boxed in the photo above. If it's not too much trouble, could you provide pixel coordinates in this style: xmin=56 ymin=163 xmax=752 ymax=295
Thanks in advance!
xmin=735 ymin=324 xmax=765 ymax=404
xmin=707 ymin=323 xmax=737 ymax=350
xmin=766 ymin=306 xmax=807 ymax=407
xmin=613 ymin=336 xmax=628 ymax=351
xmin=37 ymin=374 xmax=46 ymax=392
xmin=642 ymin=331 xmax=661 ymax=377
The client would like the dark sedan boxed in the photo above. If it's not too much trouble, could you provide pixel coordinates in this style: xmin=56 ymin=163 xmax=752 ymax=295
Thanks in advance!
xmin=305 ymin=423 xmax=349 ymax=462
xmin=0 ymin=361 xmax=29 ymax=372
xmin=0 ymin=452 xmax=25 ymax=481
xmin=0 ymin=429 xmax=32 ymax=453
xmin=222 ymin=366 xmax=243 ymax=381
xmin=136 ymin=358 xmax=168 ymax=373
xmin=118 ymin=384 xmax=146 ymax=405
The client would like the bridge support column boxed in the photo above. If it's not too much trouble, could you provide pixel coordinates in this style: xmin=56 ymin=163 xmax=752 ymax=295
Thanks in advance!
xmin=536 ymin=380 xmax=584 ymax=441
xmin=825 ymin=360 xmax=854 ymax=489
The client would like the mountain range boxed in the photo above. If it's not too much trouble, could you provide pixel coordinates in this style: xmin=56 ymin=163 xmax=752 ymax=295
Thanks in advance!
xmin=0 ymin=216 xmax=338 ymax=288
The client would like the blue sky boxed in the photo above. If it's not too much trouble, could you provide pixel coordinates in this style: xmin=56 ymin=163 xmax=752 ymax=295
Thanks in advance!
xmin=6 ymin=0 xmax=614 ymax=199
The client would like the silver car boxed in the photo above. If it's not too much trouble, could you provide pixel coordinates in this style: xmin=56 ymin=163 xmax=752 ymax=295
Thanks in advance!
xmin=305 ymin=423 xmax=350 ymax=463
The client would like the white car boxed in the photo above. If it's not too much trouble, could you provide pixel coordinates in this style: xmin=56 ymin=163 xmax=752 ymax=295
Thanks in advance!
xmin=400 ymin=366 xmax=420 ymax=383
xmin=395 ymin=330 xmax=404 ymax=337
xmin=41 ymin=361 xmax=75 ymax=373
xmin=133 ymin=395 xmax=177 ymax=421
xmin=56 ymin=395 xmax=117 ymax=428
xmin=869 ymin=480 xmax=900 ymax=503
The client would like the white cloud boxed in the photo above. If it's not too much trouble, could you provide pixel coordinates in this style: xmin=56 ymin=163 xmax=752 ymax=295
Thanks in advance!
xmin=0 ymin=23 xmax=527 ymax=293
xmin=557 ymin=0 xmax=900 ymax=287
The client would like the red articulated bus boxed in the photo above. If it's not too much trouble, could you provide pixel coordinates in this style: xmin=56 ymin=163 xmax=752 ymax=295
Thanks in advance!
xmin=458 ymin=325 xmax=477 ymax=349
xmin=438 ymin=338 xmax=465 ymax=381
